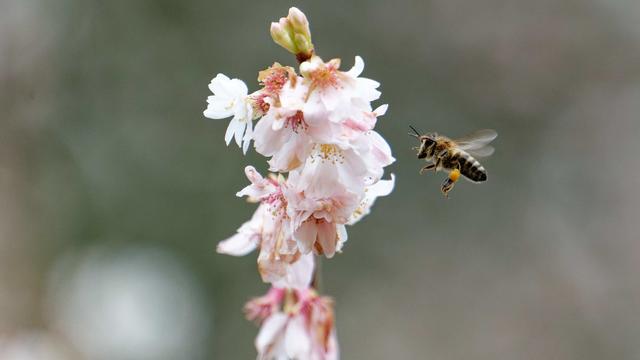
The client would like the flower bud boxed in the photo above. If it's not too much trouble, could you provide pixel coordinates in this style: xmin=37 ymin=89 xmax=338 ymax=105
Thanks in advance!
xmin=288 ymin=7 xmax=310 ymax=36
xmin=270 ymin=8 xmax=314 ymax=62
xmin=293 ymin=34 xmax=313 ymax=61
xmin=270 ymin=21 xmax=295 ymax=53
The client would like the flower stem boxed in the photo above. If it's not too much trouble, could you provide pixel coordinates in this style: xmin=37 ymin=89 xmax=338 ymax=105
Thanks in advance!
xmin=310 ymin=255 xmax=322 ymax=291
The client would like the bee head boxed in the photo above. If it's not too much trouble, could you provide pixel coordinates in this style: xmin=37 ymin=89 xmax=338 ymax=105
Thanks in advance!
xmin=419 ymin=133 xmax=437 ymax=143
xmin=409 ymin=126 xmax=436 ymax=159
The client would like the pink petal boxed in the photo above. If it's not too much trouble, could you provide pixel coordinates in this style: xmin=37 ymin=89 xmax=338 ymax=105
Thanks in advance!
xmin=316 ymin=221 xmax=337 ymax=258
xmin=254 ymin=115 xmax=290 ymax=156
xmin=294 ymin=220 xmax=317 ymax=254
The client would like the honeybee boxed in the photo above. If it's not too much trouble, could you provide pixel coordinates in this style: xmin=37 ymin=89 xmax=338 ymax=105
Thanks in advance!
xmin=409 ymin=126 xmax=497 ymax=197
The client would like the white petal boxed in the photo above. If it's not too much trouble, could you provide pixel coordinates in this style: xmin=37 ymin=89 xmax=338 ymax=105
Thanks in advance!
xmin=216 ymin=232 xmax=257 ymax=256
xmin=203 ymin=96 xmax=234 ymax=119
xmin=242 ymin=121 xmax=253 ymax=155
xmin=348 ymin=174 xmax=395 ymax=225
xmin=256 ymin=313 xmax=289 ymax=354
xmin=254 ymin=115 xmax=289 ymax=157
xmin=217 ymin=205 xmax=264 ymax=255
xmin=231 ymin=117 xmax=246 ymax=147
xmin=273 ymin=253 xmax=315 ymax=289
xmin=228 ymin=78 xmax=249 ymax=96
xmin=272 ymin=117 xmax=285 ymax=131
xmin=203 ymin=107 xmax=233 ymax=120
xmin=320 ymin=88 xmax=342 ymax=112
xmin=346 ymin=56 xmax=364 ymax=78
xmin=208 ymin=73 xmax=232 ymax=97
xmin=368 ymin=130 xmax=396 ymax=167
xmin=209 ymin=74 xmax=248 ymax=98
xmin=356 ymin=78 xmax=381 ymax=102
xmin=371 ymin=173 xmax=395 ymax=197
xmin=267 ymin=135 xmax=311 ymax=173
xmin=373 ymin=104 xmax=388 ymax=117
xmin=285 ymin=315 xmax=311 ymax=358
xmin=224 ymin=117 xmax=238 ymax=145
xmin=335 ymin=224 xmax=348 ymax=253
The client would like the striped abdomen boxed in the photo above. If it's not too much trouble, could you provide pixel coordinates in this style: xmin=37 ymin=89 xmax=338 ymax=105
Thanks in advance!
xmin=453 ymin=150 xmax=487 ymax=182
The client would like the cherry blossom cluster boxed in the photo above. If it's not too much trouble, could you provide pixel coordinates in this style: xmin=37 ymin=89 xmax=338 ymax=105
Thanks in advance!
xmin=204 ymin=7 xmax=394 ymax=359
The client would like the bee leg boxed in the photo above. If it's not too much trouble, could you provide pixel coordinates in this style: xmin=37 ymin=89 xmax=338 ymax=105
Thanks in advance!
xmin=441 ymin=169 xmax=461 ymax=198
xmin=434 ymin=150 xmax=448 ymax=172
xmin=433 ymin=158 xmax=441 ymax=172
xmin=420 ymin=163 xmax=436 ymax=174
xmin=440 ymin=178 xmax=455 ymax=198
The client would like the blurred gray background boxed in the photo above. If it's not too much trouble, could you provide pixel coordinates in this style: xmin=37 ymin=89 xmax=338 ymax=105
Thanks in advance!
xmin=2 ymin=0 xmax=640 ymax=359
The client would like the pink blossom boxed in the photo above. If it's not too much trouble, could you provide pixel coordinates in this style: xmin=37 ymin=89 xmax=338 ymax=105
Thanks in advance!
xmin=253 ymin=57 xmax=391 ymax=173
xmin=218 ymin=167 xmax=315 ymax=289
xmin=301 ymin=56 xmax=384 ymax=131
xmin=256 ymin=214 xmax=314 ymax=289
xmin=294 ymin=130 xmax=395 ymax=197
xmin=284 ymin=167 xmax=360 ymax=258
xmin=253 ymin=79 xmax=316 ymax=171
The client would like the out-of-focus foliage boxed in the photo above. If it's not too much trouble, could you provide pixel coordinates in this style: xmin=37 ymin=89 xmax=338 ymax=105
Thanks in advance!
xmin=1 ymin=0 xmax=640 ymax=359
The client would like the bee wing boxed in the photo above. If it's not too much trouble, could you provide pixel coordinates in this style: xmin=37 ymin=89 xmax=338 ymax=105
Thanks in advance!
xmin=453 ymin=129 xmax=497 ymax=151
xmin=466 ymin=145 xmax=495 ymax=158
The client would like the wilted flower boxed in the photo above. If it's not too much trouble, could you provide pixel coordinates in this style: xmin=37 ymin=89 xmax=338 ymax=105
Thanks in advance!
xmin=245 ymin=287 xmax=286 ymax=323
xmin=253 ymin=288 xmax=338 ymax=360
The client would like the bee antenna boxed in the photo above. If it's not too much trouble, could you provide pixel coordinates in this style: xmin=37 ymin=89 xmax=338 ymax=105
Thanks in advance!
xmin=408 ymin=125 xmax=421 ymax=138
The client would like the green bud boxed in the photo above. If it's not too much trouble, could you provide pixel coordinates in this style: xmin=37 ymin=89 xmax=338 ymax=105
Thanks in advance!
xmin=270 ymin=7 xmax=315 ymax=62
xmin=294 ymin=33 xmax=313 ymax=56
xmin=270 ymin=21 xmax=295 ymax=53
xmin=288 ymin=7 xmax=310 ymax=37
